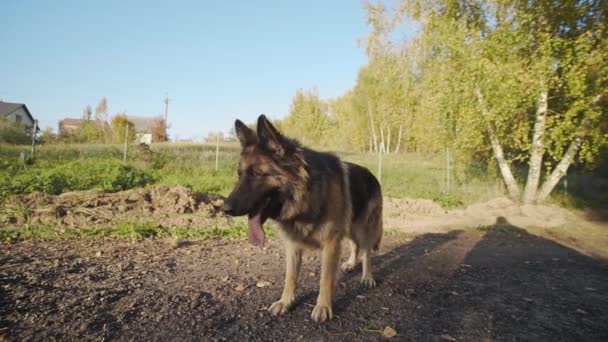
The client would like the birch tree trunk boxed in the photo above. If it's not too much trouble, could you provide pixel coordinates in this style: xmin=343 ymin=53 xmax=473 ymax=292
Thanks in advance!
xmin=379 ymin=123 xmax=386 ymax=154
xmin=522 ymin=85 xmax=548 ymax=204
xmin=536 ymin=137 xmax=581 ymax=202
xmin=386 ymin=125 xmax=391 ymax=154
xmin=475 ymin=87 xmax=521 ymax=200
xmin=368 ymin=99 xmax=378 ymax=153
xmin=395 ymin=125 xmax=403 ymax=153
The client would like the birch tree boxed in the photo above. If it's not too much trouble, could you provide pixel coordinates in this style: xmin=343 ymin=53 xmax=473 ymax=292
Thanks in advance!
xmin=363 ymin=0 xmax=608 ymax=203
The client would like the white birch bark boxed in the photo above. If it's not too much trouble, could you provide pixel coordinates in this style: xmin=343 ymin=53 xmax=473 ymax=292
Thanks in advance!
xmin=475 ymin=87 xmax=521 ymax=200
xmin=386 ymin=125 xmax=391 ymax=154
xmin=395 ymin=125 xmax=403 ymax=153
xmin=536 ymin=137 xmax=582 ymax=202
xmin=522 ymin=85 xmax=548 ymax=204
xmin=368 ymin=99 xmax=378 ymax=153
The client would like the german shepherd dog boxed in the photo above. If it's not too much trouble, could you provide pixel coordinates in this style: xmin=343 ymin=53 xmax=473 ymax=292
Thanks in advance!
xmin=223 ymin=115 xmax=383 ymax=323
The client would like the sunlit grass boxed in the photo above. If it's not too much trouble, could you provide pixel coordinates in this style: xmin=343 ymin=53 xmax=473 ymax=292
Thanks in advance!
xmin=0 ymin=221 xmax=258 ymax=242
xmin=0 ymin=142 xmax=501 ymax=206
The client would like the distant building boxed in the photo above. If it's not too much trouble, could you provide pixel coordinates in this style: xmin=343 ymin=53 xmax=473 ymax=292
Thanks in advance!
xmin=58 ymin=118 xmax=109 ymax=136
xmin=0 ymin=101 xmax=37 ymax=130
xmin=206 ymin=131 xmax=224 ymax=143
xmin=58 ymin=118 xmax=84 ymax=135
xmin=125 ymin=115 xmax=155 ymax=145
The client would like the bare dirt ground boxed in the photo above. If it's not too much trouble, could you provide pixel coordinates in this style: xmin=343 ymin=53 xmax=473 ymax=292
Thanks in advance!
xmin=1 ymin=187 xmax=608 ymax=341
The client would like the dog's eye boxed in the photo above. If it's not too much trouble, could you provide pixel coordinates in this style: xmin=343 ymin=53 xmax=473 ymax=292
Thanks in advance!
xmin=248 ymin=168 xmax=264 ymax=177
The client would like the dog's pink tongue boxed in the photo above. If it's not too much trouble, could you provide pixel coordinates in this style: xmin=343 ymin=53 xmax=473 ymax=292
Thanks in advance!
xmin=248 ymin=212 xmax=266 ymax=247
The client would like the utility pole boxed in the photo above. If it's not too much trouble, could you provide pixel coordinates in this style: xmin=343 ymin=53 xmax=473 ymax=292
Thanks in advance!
xmin=163 ymin=93 xmax=169 ymax=141
xmin=123 ymin=124 xmax=129 ymax=164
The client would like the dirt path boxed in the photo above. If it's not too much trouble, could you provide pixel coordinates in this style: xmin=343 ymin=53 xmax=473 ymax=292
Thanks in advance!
xmin=2 ymin=224 xmax=608 ymax=341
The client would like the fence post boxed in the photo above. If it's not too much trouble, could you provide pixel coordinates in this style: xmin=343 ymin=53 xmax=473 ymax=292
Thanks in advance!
xmin=30 ymin=120 xmax=37 ymax=158
xmin=123 ymin=124 xmax=129 ymax=164
xmin=215 ymin=134 xmax=220 ymax=171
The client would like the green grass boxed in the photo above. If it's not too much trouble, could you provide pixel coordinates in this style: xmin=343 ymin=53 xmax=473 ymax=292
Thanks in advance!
xmin=342 ymin=151 xmax=502 ymax=207
xmin=0 ymin=221 xmax=258 ymax=242
xmin=0 ymin=142 xmax=501 ymax=207
xmin=0 ymin=221 xmax=411 ymax=243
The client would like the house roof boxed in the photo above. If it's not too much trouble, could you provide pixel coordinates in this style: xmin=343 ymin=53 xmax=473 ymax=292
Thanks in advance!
xmin=59 ymin=118 xmax=85 ymax=126
xmin=125 ymin=115 xmax=156 ymax=133
xmin=0 ymin=101 xmax=36 ymax=123
xmin=59 ymin=118 xmax=110 ymax=131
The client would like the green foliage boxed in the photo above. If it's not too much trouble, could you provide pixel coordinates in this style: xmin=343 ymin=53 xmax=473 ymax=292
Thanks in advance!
xmin=39 ymin=127 xmax=58 ymax=144
xmin=111 ymin=114 xmax=136 ymax=144
xmin=0 ymin=118 xmax=32 ymax=145
xmin=77 ymin=120 xmax=105 ymax=144
xmin=0 ymin=221 xmax=255 ymax=242
xmin=0 ymin=158 xmax=156 ymax=197
xmin=283 ymin=0 xmax=607 ymax=202
xmin=281 ymin=88 xmax=334 ymax=147
xmin=0 ymin=142 xmax=500 ymax=206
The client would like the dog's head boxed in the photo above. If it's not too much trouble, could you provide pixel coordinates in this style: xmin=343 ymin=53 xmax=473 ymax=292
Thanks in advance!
xmin=223 ymin=115 xmax=307 ymax=246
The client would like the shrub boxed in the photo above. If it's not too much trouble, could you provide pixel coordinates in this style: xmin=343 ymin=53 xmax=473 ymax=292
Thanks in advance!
xmin=0 ymin=159 xmax=156 ymax=198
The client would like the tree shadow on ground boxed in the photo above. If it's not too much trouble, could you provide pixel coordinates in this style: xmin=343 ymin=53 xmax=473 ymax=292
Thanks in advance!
xmin=233 ymin=217 xmax=608 ymax=341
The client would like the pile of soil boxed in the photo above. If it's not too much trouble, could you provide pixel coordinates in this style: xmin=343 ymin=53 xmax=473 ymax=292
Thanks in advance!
xmin=385 ymin=196 xmax=584 ymax=234
xmin=1 ymin=185 xmax=588 ymax=237
xmin=1 ymin=185 xmax=228 ymax=229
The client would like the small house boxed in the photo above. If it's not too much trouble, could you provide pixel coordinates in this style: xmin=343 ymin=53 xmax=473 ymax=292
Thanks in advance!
xmin=0 ymin=101 xmax=37 ymax=130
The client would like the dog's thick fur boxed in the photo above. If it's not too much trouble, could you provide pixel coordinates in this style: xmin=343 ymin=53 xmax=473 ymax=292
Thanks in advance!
xmin=223 ymin=115 xmax=383 ymax=323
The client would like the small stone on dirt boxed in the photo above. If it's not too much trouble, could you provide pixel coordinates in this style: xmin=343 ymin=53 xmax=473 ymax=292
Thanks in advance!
xmin=256 ymin=280 xmax=272 ymax=288
xmin=441 ymin=334 xmax=457 ymax=341
xmin=383 ymin=326 xmax=397 ymax=338
xmin=235 ymin=284 xmax=246 ymax=292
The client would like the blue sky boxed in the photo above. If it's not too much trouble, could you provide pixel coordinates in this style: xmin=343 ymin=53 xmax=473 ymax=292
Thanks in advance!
xmin=1 ymin=0 xmax=370 ymax=140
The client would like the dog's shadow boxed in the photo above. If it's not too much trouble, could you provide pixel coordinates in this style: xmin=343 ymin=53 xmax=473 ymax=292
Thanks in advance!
xmin=290 ymin=229 xmax=464 ymax=313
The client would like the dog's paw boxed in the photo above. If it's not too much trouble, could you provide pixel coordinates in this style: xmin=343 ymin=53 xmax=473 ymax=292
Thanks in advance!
xmin=361 ymin=275 xmax=376 ymax=288
xmin=268 ymin=300 xmax=292 ymax=316
xmin=311 ymin=303 xmax=333 ymax=323
xmin=340 ymin=261 xmax=356 ymax=272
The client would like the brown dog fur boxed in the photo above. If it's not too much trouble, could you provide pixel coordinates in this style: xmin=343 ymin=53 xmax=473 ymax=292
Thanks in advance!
xmin=223 ymin=115 xmax=383 ymax=323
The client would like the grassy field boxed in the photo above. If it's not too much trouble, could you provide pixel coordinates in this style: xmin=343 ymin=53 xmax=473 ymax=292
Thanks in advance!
xmin=0 ymin=142 xmax=502 ymax=207
xmin=0 ymin=220 xmax=253 ymax=242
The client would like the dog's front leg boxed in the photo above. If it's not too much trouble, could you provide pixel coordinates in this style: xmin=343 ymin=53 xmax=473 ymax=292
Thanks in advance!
xmin=269 ymin=240 xmax=302 ymax=316
xmin=311 ymin=238 xmax=340 ymax=323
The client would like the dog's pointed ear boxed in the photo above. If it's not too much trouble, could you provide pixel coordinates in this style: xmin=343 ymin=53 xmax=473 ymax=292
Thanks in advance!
xmin=234 ymin=119 xmax=257 ymax=147
xmin=257 ymin=114 xmax=284 ymax=156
